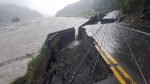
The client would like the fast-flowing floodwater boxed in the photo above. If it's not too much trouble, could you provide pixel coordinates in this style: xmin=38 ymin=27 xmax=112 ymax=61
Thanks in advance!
xmin=0 ymin=17 xmax=87 ymax=84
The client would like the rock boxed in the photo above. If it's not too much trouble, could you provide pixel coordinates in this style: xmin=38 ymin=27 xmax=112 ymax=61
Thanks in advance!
xmin=42 ymin=69 xmax=54 ymax=84
xmin=63 ymin=72 xmax=69 ymax=79
xmin=51 ymin=75 xmax=63 ymax=84
xmin=59 ymin=63 xmax=65 ymax=68
xmin=140 ymin=11 xmax=150 ymax=20
xmin=131 ymin=20 xmax=134 ymax=23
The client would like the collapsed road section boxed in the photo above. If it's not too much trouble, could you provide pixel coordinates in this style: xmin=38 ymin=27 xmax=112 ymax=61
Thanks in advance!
xmin=12 ymin=11 xmax=149 ymax=84
xmin=30 ymin=26 xmax=116 ymax=84
xmin=43 ymin=28 xmax=114 ymax=84
xmin=16 ymin=12 xmax=123 ymax=84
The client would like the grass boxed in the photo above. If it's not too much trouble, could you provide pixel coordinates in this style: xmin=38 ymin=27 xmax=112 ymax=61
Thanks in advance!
xmin=10 ymin=33 xmax=60 ymax=84
xmin=26 ymin=53 xmax=33 ymax=58
xmin=49 ymin=34 xmax=60 ymax=49
xmin=10 ymin=47 xmax=47 ymax=84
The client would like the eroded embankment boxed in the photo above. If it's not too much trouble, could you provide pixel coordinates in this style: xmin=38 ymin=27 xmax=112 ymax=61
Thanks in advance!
xmin=31 ymin=29 xmax=113 ymax=84
xmin=51 ymin=40 xmax=112 ymax=84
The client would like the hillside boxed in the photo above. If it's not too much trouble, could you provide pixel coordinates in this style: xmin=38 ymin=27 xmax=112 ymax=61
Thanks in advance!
xmin=55 ymin=0 xmax=94 ymax=17
xmin=55 ymin=0 xmax=150 ymax=23
xmin=55 ymin=0 xmax=116 ymax=17
xmin=92 ymin=0 xmax=116 ymax=12
xmin=116 ymin=0 xmax=147 ymax=16
xmin=116 ymin=0 xmax=150 ymax=25
xmin=0 ymin=4 xmax=43 ymax=23
xmin=0 ymin=17 xmax=7 ymax=23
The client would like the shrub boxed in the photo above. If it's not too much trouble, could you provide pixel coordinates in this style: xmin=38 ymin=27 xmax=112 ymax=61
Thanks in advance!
xmin=12 ymin=17 xmax=20 ymax=22
xmin=116 ymin=0 xmax=146 ymax=16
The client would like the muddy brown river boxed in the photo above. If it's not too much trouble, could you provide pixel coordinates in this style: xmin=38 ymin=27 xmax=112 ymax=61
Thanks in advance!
xmin=0 ymin=17 xmax=87 ymax=84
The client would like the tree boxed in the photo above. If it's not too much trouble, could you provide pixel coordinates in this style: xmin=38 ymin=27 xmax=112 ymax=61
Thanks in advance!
xmin=12 ymin=17 xmax=20 ymax=22
xmin=116 ymin=0 xmax=147 ymax=16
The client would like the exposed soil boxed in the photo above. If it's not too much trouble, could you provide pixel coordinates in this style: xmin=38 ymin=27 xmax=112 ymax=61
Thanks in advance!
xmin=49 ymin=39 xmax=112 ymax=84
xmin=31 ymin=28 xmax=112 ymax=84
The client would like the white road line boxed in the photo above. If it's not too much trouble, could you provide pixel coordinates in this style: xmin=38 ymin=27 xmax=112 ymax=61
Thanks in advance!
xmin=113 ymin=23 xmax=150 ymax=36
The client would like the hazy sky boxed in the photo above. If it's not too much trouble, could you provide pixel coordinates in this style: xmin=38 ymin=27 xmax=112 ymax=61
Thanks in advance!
xmin=0 ymin=0 xmax=80 ymax=16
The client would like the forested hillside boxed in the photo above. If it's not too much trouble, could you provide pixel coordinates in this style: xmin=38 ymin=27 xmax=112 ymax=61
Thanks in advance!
xmin=56 ymin=0 xmax=150 ymax=21
xmin=93 ymin=0 xmax=116 ymax=12
xmin=55 ymin=0 xmax=116 ymax=17
xmin=117 ymin=0 xmax=150 ymax=16
xmin=116 ymin=0 xmax=150 ymax=25
xmin=0 ymin=4 xmax=43 ymax=23
xmin=55 ymin=0 xmax=93 ymax=17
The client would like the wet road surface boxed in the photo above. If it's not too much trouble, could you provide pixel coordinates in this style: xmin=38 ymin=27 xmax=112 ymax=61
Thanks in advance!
xmin=85 ymin=11 xmax=150 ymax=84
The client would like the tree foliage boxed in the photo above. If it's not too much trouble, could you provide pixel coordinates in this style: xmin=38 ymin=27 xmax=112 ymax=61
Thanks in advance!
xmin=92 ymin=0 xmax=107 ymax=12
xmin=12 ymin=17 xmax=20 ymax=22
xmin=116 ymin=0 xmax=150 ymax=16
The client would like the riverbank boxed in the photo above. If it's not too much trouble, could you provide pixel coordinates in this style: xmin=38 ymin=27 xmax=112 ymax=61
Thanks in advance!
xmin=11 ymin=27 xmax=112 ymax=84
xmin=65 ymin=11 xmax=101 ymax=19
xmin=0 ymin=17 xmax=87 ymax=84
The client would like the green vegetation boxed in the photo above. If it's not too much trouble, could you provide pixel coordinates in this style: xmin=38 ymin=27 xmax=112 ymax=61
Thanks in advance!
xmin=65 ymin=11 xmax=101 ymax=19
xmin=10 ymin=47 xmax=47 ymax=84
xmin=93 ymin=0 xmax=117 ymax=12
xmin=56 ymin=0 xmax=117 ymax=18
xmin=26 ymin=53 xmax=34 ymax=58
xmin=116 ymin=0 xmax=150 ymax=25
xmin=55 ymin=0 xmax=110 ymax=17
xmin=0 ymin=4 xmax=43 ymax=23
xmin=10 ymin=33 xmax=61 ymax=84
xmin=49 ymin=34 xmax=60 ymax=49
xmin=117 ymin=0 xmax=145 ymax=17
xmin=56 ymin=0 xmax=150 ymax=25
xmin=12 ymin=17 xmax=20 ymax=22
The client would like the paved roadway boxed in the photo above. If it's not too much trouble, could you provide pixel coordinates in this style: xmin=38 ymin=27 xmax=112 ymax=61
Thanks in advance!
xmin=84 ymin=11 xmax=150 ymax=84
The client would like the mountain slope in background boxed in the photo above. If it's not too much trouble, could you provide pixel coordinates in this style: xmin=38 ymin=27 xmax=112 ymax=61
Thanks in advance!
xmin=93 ymin=0 xmax=116 ymax=12
xmin=55 ymin=0 xmax=116 ymax=17
xmin=92 ymin=0 xmax=108 ymax=12
xmin=0 ymin=17 xmax=7 ymax=23
xmin=0 ymin=4 xmax=43 ymax=23
xmin=55 ymin=0 xmax=94 ymax=17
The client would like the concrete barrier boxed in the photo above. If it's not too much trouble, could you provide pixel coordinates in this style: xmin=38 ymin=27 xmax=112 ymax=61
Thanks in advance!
xmin=78 ymin=15 xmax=98 ymax=39
xmin=78 ymin=13 xmax=106 ymax=39
xmin=47 ymin=33 xmax=60 ymax=50
xmin=101 ymin=19 xmax=116 ymax=24
xmin=41 ymin=26 xmax=112 ymax=84
xmin=43 ymin=28 xmax=75 ymax=50
xmin=31 ymin=28 xmax=75 ymax=84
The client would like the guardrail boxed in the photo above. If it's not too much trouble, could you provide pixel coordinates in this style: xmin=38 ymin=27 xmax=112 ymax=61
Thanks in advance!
xmin=78 ymin=13 xmax=106 ymax=39
xmin=43 ymin=28 xmax=75 ymax=50
xmin=31 ymin=28 xmax=75 ymax=84
xmin=101 ymin=19 xmax=116 ymax=24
